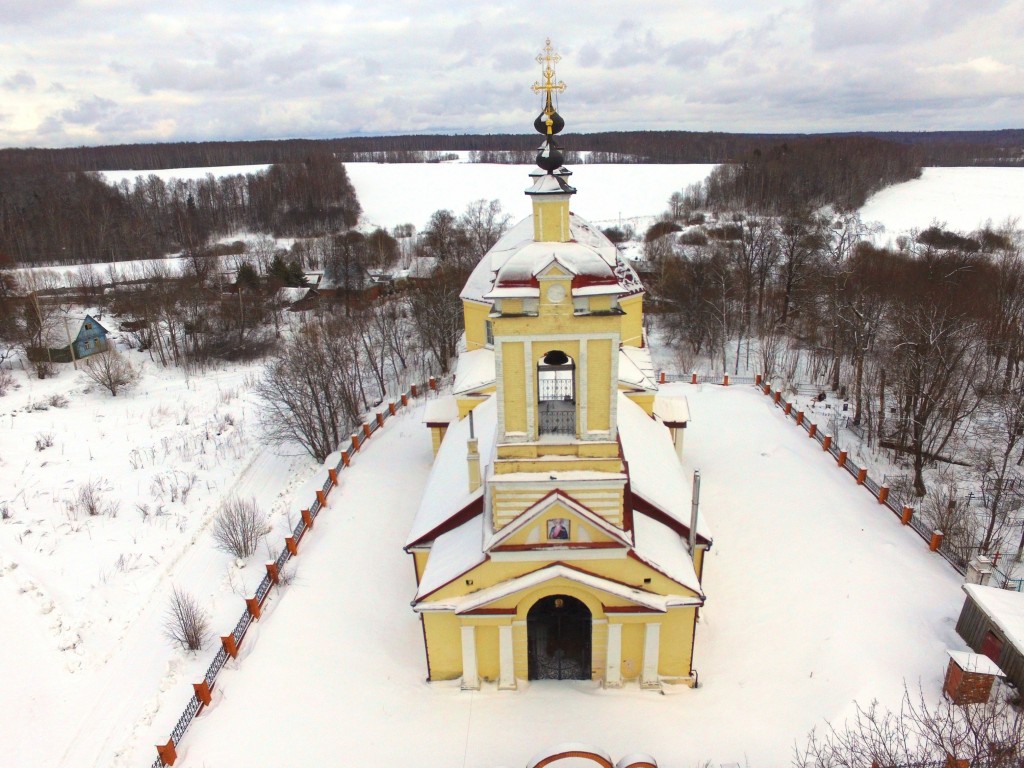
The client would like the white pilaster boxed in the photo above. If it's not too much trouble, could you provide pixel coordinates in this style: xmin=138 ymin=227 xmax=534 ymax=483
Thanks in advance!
xmin=641 ymin=621 xmax=661 ymax=688
xmin=673 ymin=427 xmax=685 ymax=460
xmin=461 ymin=625 xmax=480 ymax=690
xmin=498 ymin=624 xmax=516 ymax=690
xmin=605 ymin=622 xmax=622 ymax=688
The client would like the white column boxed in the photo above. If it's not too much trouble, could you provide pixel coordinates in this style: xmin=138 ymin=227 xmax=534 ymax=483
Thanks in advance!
xmin=460 ymin=625 xmax=479 ymax=690
xmin=641 ymin=622 xmax=661 ymax=688
xmin=498 ymin=624 xmax=516 ymax=690
xmin=605 ymin=622 xmax=622 ymax=688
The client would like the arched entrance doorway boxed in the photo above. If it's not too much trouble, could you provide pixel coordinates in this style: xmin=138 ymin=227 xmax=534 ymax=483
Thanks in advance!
xmin=527 ymin=595 xmax=592 ymax=680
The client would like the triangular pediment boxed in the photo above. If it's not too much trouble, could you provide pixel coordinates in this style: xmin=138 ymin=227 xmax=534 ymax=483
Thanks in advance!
xmin=486 ymin=490 xmax=631 ymax=552
xmin=412 ymin=563 xmax=701 ymax=615
xmin=535 ymin=257 xmax=576 ymax=279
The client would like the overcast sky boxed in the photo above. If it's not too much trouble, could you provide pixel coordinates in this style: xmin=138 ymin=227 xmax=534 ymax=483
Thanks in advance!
xmin=2 ymin=0 xmax=1023 ymax=148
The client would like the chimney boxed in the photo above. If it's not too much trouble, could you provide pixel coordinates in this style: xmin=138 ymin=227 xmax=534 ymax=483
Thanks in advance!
xmin=467 ymin=410 xmax=482 ymax=493
xmin=689 ymin=469 xmax=701 ymax=554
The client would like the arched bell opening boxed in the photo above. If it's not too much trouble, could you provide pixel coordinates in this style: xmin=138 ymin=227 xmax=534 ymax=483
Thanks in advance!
xmin=538 ymin=350 xmax=575 ymax=436
xmin=527 ymin=594 xmax=592 ymax=680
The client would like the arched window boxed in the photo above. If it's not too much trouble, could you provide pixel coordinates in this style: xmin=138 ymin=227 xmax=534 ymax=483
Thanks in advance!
xmin=538 ymin=350 xmax=575 ymax=436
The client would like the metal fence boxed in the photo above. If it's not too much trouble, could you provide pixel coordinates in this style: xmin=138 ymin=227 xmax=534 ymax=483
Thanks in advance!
xmin=149 ymin=376 xmax=438 ymax=767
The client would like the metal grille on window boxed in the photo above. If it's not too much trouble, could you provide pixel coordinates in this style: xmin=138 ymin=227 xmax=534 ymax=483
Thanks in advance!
xmin=538 ymin=350 xmax=575 ymax=436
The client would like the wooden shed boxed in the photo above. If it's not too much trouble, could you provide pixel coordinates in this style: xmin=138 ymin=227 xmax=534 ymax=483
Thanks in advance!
xmin=955 ymin=583 xmax=1024 ymax=692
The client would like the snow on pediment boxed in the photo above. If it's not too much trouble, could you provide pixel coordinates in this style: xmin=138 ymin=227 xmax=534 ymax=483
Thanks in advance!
xmin=486 ymin=490 xmax=632 ymax=552
xmin=414 ymin=563 xmax=701 ymax=614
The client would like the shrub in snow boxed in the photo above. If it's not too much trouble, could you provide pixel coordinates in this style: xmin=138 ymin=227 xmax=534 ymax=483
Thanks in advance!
xmin=211 ymin=497 xmax=267 ymax=559
xmin=66 ymin=479 xmax=118 ymax=518
xmin=0 ymin=367 xmax=14 ymax=396
xmin=47 ymin=393 xmax=68 ymax=408
xmin=163 ymin=586 xmax=210 ymax=652
xmin=82 ymin=347 xmax=140 ymax=396
xmin=35 ymin=432 xmax=55 ymax=451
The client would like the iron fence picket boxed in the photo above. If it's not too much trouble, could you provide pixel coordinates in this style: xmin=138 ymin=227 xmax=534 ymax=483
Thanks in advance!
xmin=908 ymin=514 xmax=931 ymax=541
xmin=844 ymin=462 xmax=859 ymax=479
xmin=255 ymin=574 xmax=272 ymax=603
xmin=169 ymin=695 xmax=202 ymax=745
xmin=309 ymin=499 xmax=321 ymax=516
xmin=275 ymin=548 xmax=290 ymax=570
xmin=152 ymin=758 xmax=164 ymax=768
xmin=232 ymin=610 xmax=252 ymax=643
xmin=293 ymin=518 xmax=307 ymax=540
xmin=205 ymin=646 xmax=228 ymax=684
xmin=936 ymin=542 xmax=968 ymax=574
xmin=321 ymin=476 xmax=333 ymax=494
xmin=827 ymin=443 xmax=840 ymax=459
xmin=864 ymin=475 xmax=881 ymax=495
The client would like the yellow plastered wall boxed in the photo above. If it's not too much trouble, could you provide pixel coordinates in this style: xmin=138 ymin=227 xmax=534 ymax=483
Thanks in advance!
xmin=587 ymin=338 xmax=613 ymax=432
xmin=623 ymin=391 xmax=655 ymax=417
xmin=501 ymin=341 xmax=526 ymax=434
xmin=619 ymin=293 xmax=644 ymax=347
xmin=657 ymin=607 xmax=697 ymax=678
xmin=532 ymin=197 xmax=571 ymax=242
xmin=412 ymin=551 xmax=428 ymax=583
xmin=620 ymin=621 xmax=645 ymax=681
xmin=429 ymin=425 xmax=447 ymax=456
xmin=474 ymin=623 xmax=500 ymax=682
xmin=463 ymin=300 xmax=491 ymax=350
xmin=491 ymin=482 xmax=624 ymax=529
xmin=457 ymin=393 xmax=493 ymax=419
xmin=422 ymin=612 xmax=463 ymax=681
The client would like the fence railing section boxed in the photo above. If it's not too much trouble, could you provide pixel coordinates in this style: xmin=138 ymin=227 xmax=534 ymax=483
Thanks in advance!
xmin=150 ymin=375 xmax=440 ymax=767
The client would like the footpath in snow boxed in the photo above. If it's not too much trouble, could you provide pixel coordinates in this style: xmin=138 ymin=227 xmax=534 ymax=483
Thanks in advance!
xmin=151 ymin=383 xmax=967 ymax=768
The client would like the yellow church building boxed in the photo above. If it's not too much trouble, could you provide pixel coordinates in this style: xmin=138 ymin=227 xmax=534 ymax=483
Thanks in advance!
xmin=405 ymin=42 xmax=711 ymax=690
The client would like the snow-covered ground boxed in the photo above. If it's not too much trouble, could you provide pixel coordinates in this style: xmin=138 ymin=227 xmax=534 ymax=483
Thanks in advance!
xmin=860 ymin=167 xmax=1024 ymax=242
xmin=0 ymin=348 xmax=320 ymax=768
xmin=134 ymin=383 xmax=968 ymax=768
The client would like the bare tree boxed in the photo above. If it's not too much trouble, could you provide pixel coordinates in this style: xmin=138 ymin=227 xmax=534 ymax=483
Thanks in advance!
xmin=163 ymin=586 xmax=210 ymax=652
xmin=794 ymin=686 xmax=1023 ymax=768
xmin=211 ymin=497 xmax=267 ymax=559
xmin=82 ymin=346 xmax=141 ymax=396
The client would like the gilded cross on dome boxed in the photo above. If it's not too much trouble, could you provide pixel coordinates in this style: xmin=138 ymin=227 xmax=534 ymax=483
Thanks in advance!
xmin=532 ymin=38 xmax=566 ymax=111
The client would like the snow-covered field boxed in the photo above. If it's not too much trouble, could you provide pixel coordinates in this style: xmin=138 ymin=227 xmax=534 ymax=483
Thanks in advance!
xmin=152 ymin=383 xmax=966 ymax=768
xmin=861 ymin=167 xmax=1024 ymax=241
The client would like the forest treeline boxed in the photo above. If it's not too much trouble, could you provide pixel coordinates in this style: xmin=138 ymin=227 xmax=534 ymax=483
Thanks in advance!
xmin=0 ymin=152 xmax=360 ymax=265
xmin=1 ymin=128 xmax=1021 ymax=175
xmin=696 ymin=136 xmax=924 ymax=212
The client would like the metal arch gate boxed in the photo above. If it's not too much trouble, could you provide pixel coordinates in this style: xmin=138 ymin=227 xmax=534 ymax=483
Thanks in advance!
xmin=527 ymin=594 xmax=592 ymax=680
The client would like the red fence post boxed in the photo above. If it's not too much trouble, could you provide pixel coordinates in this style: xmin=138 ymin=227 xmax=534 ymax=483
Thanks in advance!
xmin=856 ymin=467 xmax=867 ymax=485
xmin=193 ymin=680 xmax=212 ymax=708
xmin=837 ymin=450 xmax=847 ymax=468
xmin=245 ymin=597 xmax=262 ymax=621
xmin=808 ymin=423 xmax=817 ymax=439
xmin=401 ymin=393 xmax=409 ymax=406
xmin=389 ymin=402 xmax=396 ymax=415
xmin=266 ymin=562 xmax=280 ymax=584
xmin=341 ymin=450 xmax=350 ymax=467
xmin=929 ymin=530 xmax=944 ymax=551
xmin=285 ymin=536 xmax=298 ymax=556
xmin=316 ymin=488 xmax=328 ymax=507
xmin=429 ymin=376 xmax=437 ymax=390
xmin=773 ymin=390 xmax=781 ymax=404
xmin=755 ymin=373 xmax=762 ymax=386
xmin=878 ymin=485 xmax=890 ymax=505
xmin=362 ymin=423 xmax=371 ymax=440
xmin=691 ymin=372 xmax=698 ymax=385
xmin=156 ymin=739 xmax=177 ymax=766
xmin=351 ymin=434 xmax=360 ymax=453
xmin=763 ymin=383 xmax=771 ymax=395
xmin=901 ymin=506 xmax=914 ymax=525
xmin=796 ymin=411 xmax=804 ymax=426
xmin=377 ymin=412 xmax=385 ymax=428
xmin=328 ymin=468 xmax=338 ymax=485
xmin=822 ymin=434 xmax=832 ymax=452
xmin=784 ymin=402 xmax=792 ymax=416
xmin=723 ymin=373 xmax=729 ymax=386
xmin=221 ymin=634 xmax=239 ymax=659
xmin=659 ymin=371 xmax=666 ymax=384
xmin=411 ymin=384 xmax=418 ymax=397
xmin=302 ymin=507 xmax=315 ymax=529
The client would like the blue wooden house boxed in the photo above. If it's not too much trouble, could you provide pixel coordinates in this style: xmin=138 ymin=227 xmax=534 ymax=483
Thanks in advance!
xmin=28 ymin=313 xmax=110 ymax=363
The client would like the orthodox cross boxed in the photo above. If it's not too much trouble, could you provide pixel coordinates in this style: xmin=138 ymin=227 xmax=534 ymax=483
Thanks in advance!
xmin=532 ymin=38 xmax=566 ymax=117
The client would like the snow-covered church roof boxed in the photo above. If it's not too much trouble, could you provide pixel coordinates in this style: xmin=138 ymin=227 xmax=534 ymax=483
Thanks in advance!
xmin=460 ymin=213 xmax=643 ymax=304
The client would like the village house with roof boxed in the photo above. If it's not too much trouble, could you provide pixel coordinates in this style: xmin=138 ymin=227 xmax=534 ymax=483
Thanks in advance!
xmin=405 ymin=43 xmax=710 ymax=690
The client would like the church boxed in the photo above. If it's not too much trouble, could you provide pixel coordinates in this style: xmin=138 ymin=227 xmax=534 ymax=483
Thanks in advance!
xmin=405 ymin=41 xmax=711 ymax=690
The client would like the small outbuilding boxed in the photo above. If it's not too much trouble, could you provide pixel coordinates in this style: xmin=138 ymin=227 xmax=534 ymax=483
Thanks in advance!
xmin=955 ymin=583 xmax=1024 ymax=693
xmin=27 ymin=313 xmax=110 ymax=363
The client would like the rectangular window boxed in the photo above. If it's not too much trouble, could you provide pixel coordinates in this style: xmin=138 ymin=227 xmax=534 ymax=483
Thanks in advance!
xmin=485 ymin=320 xmax=494 ymax=346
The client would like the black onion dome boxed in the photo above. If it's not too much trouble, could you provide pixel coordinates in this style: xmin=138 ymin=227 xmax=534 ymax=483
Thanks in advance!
xmin=533 ymin=109 xmax=565 ymax=135
xmin=536 ymin=142 xmax=564 ymax=172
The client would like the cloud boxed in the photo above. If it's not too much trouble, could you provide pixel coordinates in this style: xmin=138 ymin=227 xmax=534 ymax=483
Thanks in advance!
xmin=2 ymin=70 xmax=37 ymax=91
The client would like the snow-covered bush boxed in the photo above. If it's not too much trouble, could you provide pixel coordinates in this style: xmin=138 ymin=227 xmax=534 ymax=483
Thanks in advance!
xmin=163 ymin=586 xmax=210 ymax=652
xmin=211 ymin=497 xmax=267 ymax=559
xmin=34 ymin=432 xmax=54 ymax=451
xmin=66 ymin=479 xmax=119 ymax=518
